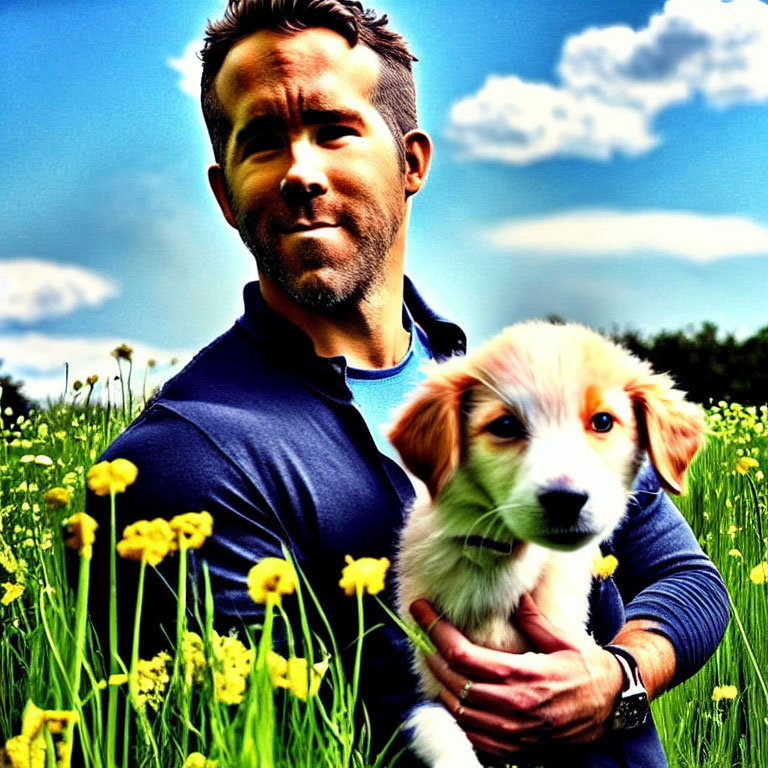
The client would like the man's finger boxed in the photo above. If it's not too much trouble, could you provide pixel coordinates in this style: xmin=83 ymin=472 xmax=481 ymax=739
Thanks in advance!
xmin=514 ymin=593 xmax=576 ymax=654
xmin=437 ymin=686 xmax=543 ymax=742
xmin=410 ymin=600 xmax=531 ymax=680
xmin=424 ymin=652 xmax=559 ymax=719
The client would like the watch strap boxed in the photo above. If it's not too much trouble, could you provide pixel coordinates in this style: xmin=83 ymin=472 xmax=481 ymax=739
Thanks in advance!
xmin=603 ymin=644 xmax=645 ymax=692
xmin=604 ymin=644 xmax=650 ymax=732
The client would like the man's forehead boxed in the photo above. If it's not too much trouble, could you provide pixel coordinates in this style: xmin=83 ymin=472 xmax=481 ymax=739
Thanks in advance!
xmin=215 ymin=27 xmax=381 ymax=109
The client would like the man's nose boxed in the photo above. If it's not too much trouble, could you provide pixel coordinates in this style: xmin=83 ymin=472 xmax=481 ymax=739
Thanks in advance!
xmin=280 ymin=140 xmax=328 ymax=205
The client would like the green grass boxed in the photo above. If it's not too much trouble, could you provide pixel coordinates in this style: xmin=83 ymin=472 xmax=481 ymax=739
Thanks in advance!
xmin=651 ymin=402 xmax=768 ymax=768
xmin=1 ymin=392 xmax=767 ymax=767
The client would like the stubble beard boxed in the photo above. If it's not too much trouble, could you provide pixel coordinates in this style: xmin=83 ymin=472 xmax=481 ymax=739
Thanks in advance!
xmin=236 ymin=195 xmax=404 ymax=312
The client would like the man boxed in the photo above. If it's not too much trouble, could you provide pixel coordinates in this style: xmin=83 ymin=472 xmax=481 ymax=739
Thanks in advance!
xmin=88 ymin=1 xmax=728 ymax=766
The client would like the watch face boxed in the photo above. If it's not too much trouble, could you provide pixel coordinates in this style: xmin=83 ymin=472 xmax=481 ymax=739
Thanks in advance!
xmin=612 ymin=692 xmax=650 ymax=731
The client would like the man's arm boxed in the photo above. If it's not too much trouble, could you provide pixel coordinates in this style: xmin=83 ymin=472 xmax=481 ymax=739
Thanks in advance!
xmin=84 ymin=404 xmax=293 ymax=661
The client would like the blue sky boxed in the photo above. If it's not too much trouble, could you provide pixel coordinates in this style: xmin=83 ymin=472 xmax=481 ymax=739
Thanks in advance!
xmin=2 ymin=0 xmax=767 ymax=402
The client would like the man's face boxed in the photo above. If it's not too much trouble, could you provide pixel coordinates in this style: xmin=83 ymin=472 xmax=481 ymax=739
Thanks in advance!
xmin=211 ymin=28 xmax=408 ymax=309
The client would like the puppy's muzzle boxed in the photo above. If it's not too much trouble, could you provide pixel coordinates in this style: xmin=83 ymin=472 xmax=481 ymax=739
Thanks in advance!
xmin=537 ymin=487 xmax=589 ymax=527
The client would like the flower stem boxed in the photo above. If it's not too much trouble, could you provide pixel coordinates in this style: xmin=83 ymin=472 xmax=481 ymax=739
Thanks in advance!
xmin=175 ymin=539 xmax=190 ymax=759
xmin=125 ymin=557 xmax=146 ymax=767
xmin=249 ymin=599 xmax=276 ymax=768
xmin=106 ymin=490 xmax=119 ymax=768
xmin=351 ymin=587 xmax=364 ymax=707
xmin=65 ymin=549 xmax=92 ymax=767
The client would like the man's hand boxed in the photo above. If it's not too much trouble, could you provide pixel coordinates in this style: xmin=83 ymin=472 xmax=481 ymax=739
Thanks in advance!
xmin=410 ymin=594 xmax=624 ymax=759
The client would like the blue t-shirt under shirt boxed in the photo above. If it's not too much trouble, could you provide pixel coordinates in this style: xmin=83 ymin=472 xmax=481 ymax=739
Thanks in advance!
xmin=346 ymin=323 xmax=432 ymax=464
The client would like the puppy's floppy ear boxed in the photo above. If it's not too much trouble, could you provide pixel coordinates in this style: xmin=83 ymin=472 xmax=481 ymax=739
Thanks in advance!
xmin=388 ymin=360 xmax=476 ymax=499
xmin=628 ymin=371 xmax=704 ymax=495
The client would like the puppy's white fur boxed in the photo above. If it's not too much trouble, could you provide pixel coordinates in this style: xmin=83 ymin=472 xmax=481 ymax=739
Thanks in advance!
xmin=389 ymin=322 xmax=703 ymax=768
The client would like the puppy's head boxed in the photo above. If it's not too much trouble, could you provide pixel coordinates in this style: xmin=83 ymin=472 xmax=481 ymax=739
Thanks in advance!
xmin=389 ymin=322 xmax=703 ymax=551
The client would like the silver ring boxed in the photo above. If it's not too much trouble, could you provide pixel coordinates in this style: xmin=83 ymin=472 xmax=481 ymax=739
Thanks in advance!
xmin=425 ymin=616 xmax=441 ymax=636
xmin=458 ymin=679 xmax=473 ymax=700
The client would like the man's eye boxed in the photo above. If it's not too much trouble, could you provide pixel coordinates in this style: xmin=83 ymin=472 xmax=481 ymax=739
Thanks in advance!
xmin=243 ymin=134 xmax=283 ymax=155
xmin=317 ymin=125 xmax=356 ymax=143
xmin=591 ymin=412 xmax=614 ymax=433
xmin=485 ymin=414 xmax=526 ymax=440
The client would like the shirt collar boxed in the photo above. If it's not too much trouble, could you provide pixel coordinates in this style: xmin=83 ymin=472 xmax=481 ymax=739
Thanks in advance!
xmin=235 ymin=279 xmax=466 ymax=396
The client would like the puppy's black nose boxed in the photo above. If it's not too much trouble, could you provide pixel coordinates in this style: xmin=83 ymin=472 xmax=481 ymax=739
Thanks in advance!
xmin=538 ymin=488 xmax=589 ymax=526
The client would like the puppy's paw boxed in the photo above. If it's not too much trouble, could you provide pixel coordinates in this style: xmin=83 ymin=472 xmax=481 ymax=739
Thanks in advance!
xmin=406 ymin=702 xmax=484 ymax=768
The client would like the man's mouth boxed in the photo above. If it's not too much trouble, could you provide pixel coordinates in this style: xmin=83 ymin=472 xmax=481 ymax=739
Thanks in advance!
xmin=285 ymin=221 xmax=337 ymax=233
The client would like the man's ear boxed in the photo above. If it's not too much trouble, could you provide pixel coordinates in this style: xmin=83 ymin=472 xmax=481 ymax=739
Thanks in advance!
xmin=208 ymin=164 xmax=238 ymax=229
xmin=403 ymin=130 xmax=432 ymax=198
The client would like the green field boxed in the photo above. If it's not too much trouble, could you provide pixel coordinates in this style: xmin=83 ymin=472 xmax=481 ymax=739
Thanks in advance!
xmin=1 ymin=388 xmax=766 ymax=767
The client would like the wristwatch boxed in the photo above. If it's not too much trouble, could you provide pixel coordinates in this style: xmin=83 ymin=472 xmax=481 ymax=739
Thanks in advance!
xmin=604 ymin=644 xmax=651 ymax=732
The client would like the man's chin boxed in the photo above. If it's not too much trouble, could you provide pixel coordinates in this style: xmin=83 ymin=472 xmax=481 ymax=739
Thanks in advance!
xmin=270 ymin=269 xmax=363 ymax=311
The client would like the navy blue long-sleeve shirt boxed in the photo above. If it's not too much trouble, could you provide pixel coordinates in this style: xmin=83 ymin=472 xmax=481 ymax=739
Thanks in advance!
xmin=87 ymin=280 xmax=728 ymax=767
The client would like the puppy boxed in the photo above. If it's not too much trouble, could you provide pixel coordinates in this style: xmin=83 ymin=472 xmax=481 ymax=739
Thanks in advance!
xmin=388 ymin=321 xmax=703 ymax=768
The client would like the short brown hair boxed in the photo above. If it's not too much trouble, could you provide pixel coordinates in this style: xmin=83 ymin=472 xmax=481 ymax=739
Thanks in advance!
xmin=200 ymin=0 xmax=417 ymax=170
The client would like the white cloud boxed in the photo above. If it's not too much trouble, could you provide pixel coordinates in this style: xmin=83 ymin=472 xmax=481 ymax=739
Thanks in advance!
xmin=168 ymin=40 xmax=203 ymax=98
xmin=448 ymin=0 xmax=768 ymax=164
xmin=448 ymin=76 xmax=657 ymax=165
xmin=0 ymin=259 xmax=118 ymax=325
xmin=487 ymin=209 xmax=768 ymax=261
xmin=0 ymin=333 xmax=193 ymax=403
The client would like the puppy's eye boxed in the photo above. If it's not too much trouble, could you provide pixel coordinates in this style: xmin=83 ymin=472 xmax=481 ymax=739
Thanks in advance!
xmin=485 ymin=414 xmax=526 ymax=440
xmin=591 ymin=412 xmax=614 ymax=433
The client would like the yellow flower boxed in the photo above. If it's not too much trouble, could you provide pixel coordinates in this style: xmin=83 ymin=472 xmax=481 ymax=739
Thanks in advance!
xmin=112 ymin=343 xmax=133 ymax=362
xmin=133 ymin=651 xmax=172 ymax=711
xmin=43 ymin=710 xmax=77 ymax=735
xmin=247 ymin=558 xmax=297 ymax=606
xmin=339 ymin=555 xmax=389 ymax=596
xmin=592 ymin=554 xmax=619 ymax=580
xmin=1 ymin=582 xmax=25 ymax=606
xmin=72 ymin=380 xmax=83 ymax=392
xmin=284 ymin=657 xmax=329 ymax=701
xmin=727 ymin=524 xmax=740 ymax=538
xmin=266 ymin=651 xmax=328 ymax=700
xmin=86 ymin=374 xmax=99 ymax=387
xmin=33 ymin=455 xmax=53 ymax=467
xmin=3 ymin=734 xmax=45 ymax=768
xmin=20 ymin=701 xmax=46 ymax=740
xmin=63 ymin=513 xmax=98 ymax=560
xmin=181 ymin=631 xmax=207 ymax=687
xmin=735 ymin=456 xmax=759 ymax=475
xmin=86 ymin=459 xmax=138 ymax=496
xmin=211 ymin=631 xmax=254 ymax=705
xmin=43 ymin=487 xmax=71 ymax=510
xmin=749 ymin=562 xmax=768 ymax=585
xmin=266 ymin=651 xmax=289 ymax=689
xmin=728 ymin=549 xmax=743 ymax=559
xmin=117 ymin=519 xmax=175 ymax=567
xmin=712 ymin=684 xmax=738 ymax=702
xmin=108 ymin=674 xmax=129 ymax=686
xmin=55 ymin=741 xmax=71 ymax=768
xmin=170 ymin=511 xmax=213 ymax=550
xmin=182 ymin=753 xmax=218 ymax=768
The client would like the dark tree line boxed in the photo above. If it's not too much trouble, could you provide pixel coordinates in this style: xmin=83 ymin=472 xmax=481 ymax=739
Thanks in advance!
xmin=2 ymin=321 xmax=768 ymax=418
xmin=0 ymin=361 xmax=33 ymax=423
xmin=610 ymin=322 xmax=768 ymax=407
